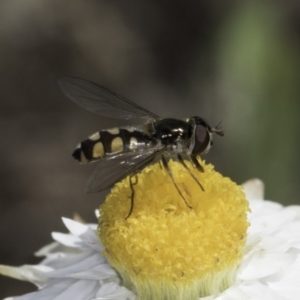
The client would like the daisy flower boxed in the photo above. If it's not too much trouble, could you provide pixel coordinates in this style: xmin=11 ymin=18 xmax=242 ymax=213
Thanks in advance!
xmin=1 ymin=159 xmax=300 ymax=300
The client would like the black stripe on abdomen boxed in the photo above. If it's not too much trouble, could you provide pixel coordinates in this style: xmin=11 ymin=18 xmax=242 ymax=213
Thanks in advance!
xmin=73 ymin=127 xmax=153 ymax=163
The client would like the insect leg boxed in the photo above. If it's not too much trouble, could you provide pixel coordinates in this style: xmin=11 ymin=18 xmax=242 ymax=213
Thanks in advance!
xmin=124 ymin=148 xmax=167 ymax=219
xmin=190 ymin=155 xmax=204 ymax=172
xmin=177 ymin=154 xmax=204 ymax=191
xmin=124 ymin=147 xmax=166 ymax=219
xmin=161 ymin=155 xmax=192 ymax=209
xmin=126 ymin=175 xmax=138 ymax=219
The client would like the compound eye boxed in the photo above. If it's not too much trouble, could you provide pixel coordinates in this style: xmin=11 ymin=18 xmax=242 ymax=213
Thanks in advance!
xmin=192 ymin=125 xmax=210 ymax=155
xmin=196 ymin=125 xmax=207 ymax=144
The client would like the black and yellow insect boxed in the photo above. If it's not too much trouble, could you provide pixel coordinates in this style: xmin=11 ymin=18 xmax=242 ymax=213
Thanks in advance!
xmin=59 ymin=77 xmax=223 ymax=216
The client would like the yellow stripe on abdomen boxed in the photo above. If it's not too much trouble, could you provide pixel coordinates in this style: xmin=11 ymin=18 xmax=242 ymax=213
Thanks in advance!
xmin=111 ymin=137 xmax=124 ymax=153
xmin=93 ymin=141 xmax=105 ymax=158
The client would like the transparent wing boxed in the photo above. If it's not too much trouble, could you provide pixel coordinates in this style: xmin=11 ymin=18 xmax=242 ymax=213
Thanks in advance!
xmin=86 ymin=147 xmax=166 ymax=193
xmin=58 ymin=77 xmax=160 ymax=121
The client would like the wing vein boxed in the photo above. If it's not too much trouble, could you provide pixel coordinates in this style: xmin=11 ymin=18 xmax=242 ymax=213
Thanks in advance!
xmin=59 ymin=77 xmax=160 ymax=120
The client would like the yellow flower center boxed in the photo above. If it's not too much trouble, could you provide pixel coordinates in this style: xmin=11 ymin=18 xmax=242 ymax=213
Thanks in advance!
xmin=98 ymin=159 xmax=249 ymax=300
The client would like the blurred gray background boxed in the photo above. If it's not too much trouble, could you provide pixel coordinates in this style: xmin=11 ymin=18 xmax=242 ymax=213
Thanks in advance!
xmin=1 ymin=0 xmax=300 ymax=298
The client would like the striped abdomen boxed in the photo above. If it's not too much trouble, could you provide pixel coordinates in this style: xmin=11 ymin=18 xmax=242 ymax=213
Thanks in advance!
xmin=73 ymin=127 xmax=154 ymax=163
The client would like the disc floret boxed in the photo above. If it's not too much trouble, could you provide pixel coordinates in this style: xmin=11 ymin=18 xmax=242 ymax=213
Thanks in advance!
xmin=98 ymin=159 xmax=249 ymax=300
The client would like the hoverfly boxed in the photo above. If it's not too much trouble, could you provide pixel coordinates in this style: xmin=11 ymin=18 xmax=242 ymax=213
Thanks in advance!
xmin=59 ymin=77 xmax=224 ymax=218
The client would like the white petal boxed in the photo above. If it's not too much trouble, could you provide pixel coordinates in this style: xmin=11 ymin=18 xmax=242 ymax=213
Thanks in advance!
xmin=45 ymin=252 xmax=113 ymax=280
xmin=8 ymin=279 xmax=100 ymax=300
xmin=70 ymin=263 xmax=117 ymax=280
xmin=0 ymin=264 xmax=51 ymax=287
xmin=46 ymin=279 xmax=99 ymax=300
xmin=62 ymin=217 xmax=91 ymax=236
xmin=242 ymin=178 xmax=264 ymax=200
xmin=248 ymin=207 xmax=296 ymax=235
xmin=248 ymin=199 xmax=282 ymax=220
xmin=40 ymin=249 xmax=93 ymax=270
xmin=94 ymin=282 xmax=136 ymax=300
xmin=240 ymin=281 xmax=289 ymax=300
xmin=62 ymin=218 xmax=103 ymax=252
xmin=51 ymin=232 xmax=89 ymax=249
xmin=265 ymin=255 xmax=300 ymax=299
xmin=213 ymin=284 xmax=253 ymax=300
xmin=276 ymin=216 xmax=300 ymax=247
xmin=244 ymin=235 xmax=292 ymax=258
xmin=35 ymin=241 xmax=84 ymax=260
xmin=34 ymin=242 xmax=61 ymax=257
xmin=239 ymin=250 xmax=296 ymax=280
xmin=286 ymin=205 xmax=300 ymax=220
